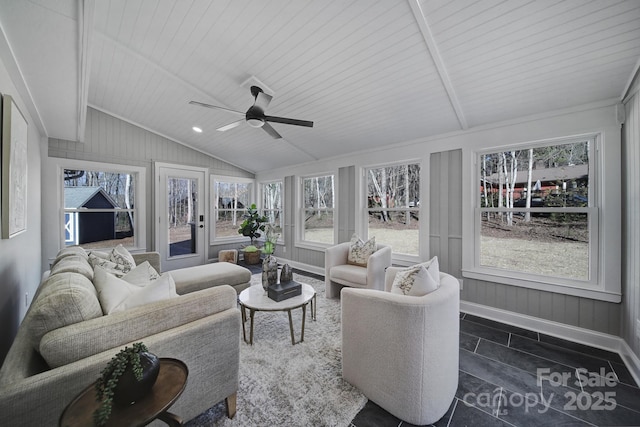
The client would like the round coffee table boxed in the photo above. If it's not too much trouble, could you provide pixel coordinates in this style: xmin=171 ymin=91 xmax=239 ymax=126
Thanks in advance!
xmin=239 ymin=283 xmax=316 ymax=345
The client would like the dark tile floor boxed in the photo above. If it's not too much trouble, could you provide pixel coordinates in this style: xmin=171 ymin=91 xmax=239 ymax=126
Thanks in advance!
xmin=350 ymin=312 xmax=640 ymax=427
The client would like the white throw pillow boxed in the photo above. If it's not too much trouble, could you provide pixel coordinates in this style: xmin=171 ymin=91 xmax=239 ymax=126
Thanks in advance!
xmin=347 ymin=234 xmax=376 ymax=267
xmin=88 ymin=245 xmax=137 ymax=277
xmin=122 ymin=261 xmax=160 ymax=286
xmin=109 ymin=244 xmax=137 ymax=273
xmin=111 ymin=273 xmax=178 ymax=313
xmin=418 ymin=256 xmax=440 ymax=287
xmin=93 ymin=266 xmax=139 ymax=313
xmin=94 ymin=266 xmax=177 ymax=314
xmin=391 ymin=257 xmax=440 ymax=296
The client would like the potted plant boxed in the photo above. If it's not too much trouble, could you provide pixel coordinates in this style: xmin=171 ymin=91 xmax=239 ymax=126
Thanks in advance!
xmin=238 ymin=204 xmax=268 ymax=264
xmin=94 ymin=342 xmax=160 ymax=426
xmin=242 ymin=244 xmax=261 ymax=265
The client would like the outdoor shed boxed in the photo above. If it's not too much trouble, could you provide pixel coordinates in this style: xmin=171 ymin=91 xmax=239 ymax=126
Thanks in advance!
xmin=64 ymin=186 xmax=118 ymax=245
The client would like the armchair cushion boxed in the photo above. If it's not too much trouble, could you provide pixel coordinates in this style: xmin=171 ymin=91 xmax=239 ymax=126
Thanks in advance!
xmin=330 ymin=264 xmax=368 ymax=287
xmin=347 ymin=234 xmax=376 ymax=266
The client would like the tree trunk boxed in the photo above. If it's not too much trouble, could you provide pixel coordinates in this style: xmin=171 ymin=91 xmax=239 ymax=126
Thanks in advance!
xmin=525 ymin=148 xmax=533 ymax=222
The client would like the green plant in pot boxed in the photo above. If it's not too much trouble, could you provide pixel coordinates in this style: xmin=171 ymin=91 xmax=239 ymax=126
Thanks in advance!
xmin=94 ymin=342 xmax=160 ymax=426
xmin=238 ymin=203 xmax=268 ymax=264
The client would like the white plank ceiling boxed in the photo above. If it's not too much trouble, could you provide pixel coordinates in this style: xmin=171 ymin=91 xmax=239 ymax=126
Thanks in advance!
xmin=1 ymin=0 xmax=639 ymax=173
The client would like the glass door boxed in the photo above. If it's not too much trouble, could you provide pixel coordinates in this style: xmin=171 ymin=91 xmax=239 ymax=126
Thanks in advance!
xmin=156 ymin=163 xmax=206 ymax=270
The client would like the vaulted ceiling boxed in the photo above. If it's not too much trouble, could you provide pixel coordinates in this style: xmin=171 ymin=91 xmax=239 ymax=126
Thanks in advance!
xmin=1 ymin=0 xmax=639 ymax=173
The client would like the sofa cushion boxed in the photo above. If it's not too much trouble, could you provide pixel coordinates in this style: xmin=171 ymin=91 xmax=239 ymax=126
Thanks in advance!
xmin=168 ymin=262 xmax=252 ymax=294
xmin=88 ymin=244 xmax=137 ymax=277
xmin=26 ymin=272 xmax=102 ymax=351
xmin=111 ymin=273 xmax=178 ymax=313
xmin=94 ymin=266 xmax=177 ymax=314
xmin=51 ymin=246 xmax=88 ymax=266
xmin=110 ymin=244 xmax=137 ymax=271
xmin=50 ymin=255 xmax=93 ymax=281
xmin=347 ymin=234 xmax=376 ymax=267
xmin=122 ymin=261 xmax=160 ymax=286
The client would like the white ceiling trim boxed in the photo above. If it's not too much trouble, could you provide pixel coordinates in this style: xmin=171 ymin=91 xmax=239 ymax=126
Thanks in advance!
xmin=408 ymin=0 xmax=468 ymax=130
xmin=94 ymin=31 xmax=233 ymax=111
xmin=77 ymin=0 xmax=95 ymax=142
xmin=87 ymin=103 xmax=255 ymax=175
xmin=622 ymin=56 xmax=640 ymax=103
xmin=0 ymin=20 xmax=47 ymax=137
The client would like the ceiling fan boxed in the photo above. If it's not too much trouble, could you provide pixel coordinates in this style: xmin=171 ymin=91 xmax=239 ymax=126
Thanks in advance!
xmin=189 ymin=86 xmax=313 ymax=139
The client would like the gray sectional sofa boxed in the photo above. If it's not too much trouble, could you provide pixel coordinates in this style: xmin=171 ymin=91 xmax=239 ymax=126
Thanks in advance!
xmin=0 ymin=247 xmax=252 ymax=426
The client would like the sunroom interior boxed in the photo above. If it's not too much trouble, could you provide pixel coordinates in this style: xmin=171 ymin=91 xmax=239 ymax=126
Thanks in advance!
xmin=0 ymin=0 xmax=639 ymax=389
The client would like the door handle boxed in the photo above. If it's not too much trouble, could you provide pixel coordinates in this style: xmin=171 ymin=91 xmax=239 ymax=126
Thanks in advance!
xmin=199 ymin=225 xmax=204 ymax=228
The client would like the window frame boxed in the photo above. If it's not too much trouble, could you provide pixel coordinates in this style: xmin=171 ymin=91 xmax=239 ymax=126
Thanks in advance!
xmin=260 ymin=180 xmax=284 ymax=243
xmin=363 ymin=160 xmax=422 ymax=262
xmin=462 ymin=133 xmax=620 ymax=302
xmin=210 ymin=176 xmax=255 ymax=244
xmin=57 ymin=159 xmax=147 ymax=251
xmin=297 ymin=173 xmax=336 ymax=249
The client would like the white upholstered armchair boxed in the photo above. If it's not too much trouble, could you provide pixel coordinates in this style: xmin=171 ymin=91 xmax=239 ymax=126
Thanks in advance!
xmin=324 ymin=242 xmax=392 ymax=298
xmin=341 ymin=267 xmax=460 ymax=425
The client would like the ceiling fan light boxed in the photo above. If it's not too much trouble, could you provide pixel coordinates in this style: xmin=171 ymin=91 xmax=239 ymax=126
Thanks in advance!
xmin=247 ymin=118 xmax=264 ymax=128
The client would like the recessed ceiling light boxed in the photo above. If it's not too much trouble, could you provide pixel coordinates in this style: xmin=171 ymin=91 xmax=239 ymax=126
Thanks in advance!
xmin=192 ymin=126 xmax=203 ymax=133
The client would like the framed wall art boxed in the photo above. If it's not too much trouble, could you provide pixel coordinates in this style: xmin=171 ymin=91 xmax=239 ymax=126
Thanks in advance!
xmin=1 ymin=94 xmax=28 ymax=239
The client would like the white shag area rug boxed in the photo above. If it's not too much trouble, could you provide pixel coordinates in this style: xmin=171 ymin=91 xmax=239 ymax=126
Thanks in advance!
xmin=186 ymin=271 xmax=367 ymax=427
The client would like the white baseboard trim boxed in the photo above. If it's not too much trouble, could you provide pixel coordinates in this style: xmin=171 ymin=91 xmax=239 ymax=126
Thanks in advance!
xmin=460 ymin=301 xmax=640 ymax=386
xmin=619 ymin=340 xmax=640 ymax=387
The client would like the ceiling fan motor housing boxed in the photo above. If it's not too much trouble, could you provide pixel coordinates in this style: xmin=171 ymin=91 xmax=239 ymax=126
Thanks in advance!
xmin=246 ymin=105 xmax=265 ymax=127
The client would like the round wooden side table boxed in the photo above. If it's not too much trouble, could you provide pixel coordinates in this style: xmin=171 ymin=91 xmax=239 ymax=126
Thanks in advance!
xmin=59 ymin=358 xmax=188 ymax=427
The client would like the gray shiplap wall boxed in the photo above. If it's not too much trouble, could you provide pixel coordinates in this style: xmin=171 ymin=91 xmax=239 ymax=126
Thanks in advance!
xmin=429 ymin=149 xmax=621 ymax=336
xmin=622 ymin=82 xmax=640 ymax=358
xmin=429 ymin=150 xmax=463 ymax=276
xmin=48 ymin=107 xmax=253 ymax=256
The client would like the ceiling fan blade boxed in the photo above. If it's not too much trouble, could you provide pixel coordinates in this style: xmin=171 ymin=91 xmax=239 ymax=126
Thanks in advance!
xmin=254 ymin=91 xmax=273 ymax=111
xmin=261 ymin=122 xmax=282 ymax=139
xmin=189 ymin=100 xmax=245 ymax=116
xmin=217 ymin=120 xmax=243 ymax=132
xmin=265 ymin=115 xmax=313 ymax=127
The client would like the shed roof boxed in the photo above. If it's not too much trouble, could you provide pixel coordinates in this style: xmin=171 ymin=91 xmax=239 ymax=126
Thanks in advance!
xmin=64 ymin=186 xmax=118 ymax=209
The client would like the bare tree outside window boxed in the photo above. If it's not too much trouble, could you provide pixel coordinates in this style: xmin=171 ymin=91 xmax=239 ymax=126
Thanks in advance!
xmin=262 ymin=182 xmax=282 ymax=235
xmin=302 ymin=175 xmax=334 ymax=245
xmin=478 ymin=140 xmax=591 ymax=280
xmin=214 ymin=181 xmax=252 ymax=239
xmin=366 ymin=163 xmax=420 ymax=256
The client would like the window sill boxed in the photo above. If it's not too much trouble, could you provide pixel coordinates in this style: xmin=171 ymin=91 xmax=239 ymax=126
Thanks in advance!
xmin=461 ymin=268 xmax=621 ymax=303
xmin=295 ymin=241 xmax=333 ymax=252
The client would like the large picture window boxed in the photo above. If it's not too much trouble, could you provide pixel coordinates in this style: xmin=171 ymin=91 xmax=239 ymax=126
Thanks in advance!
xmin=476 ymin=137 xmax=595 ymax=283
xmin=63 ymin=167 xmax=141 ymax=249
xmin=366 ymin=163 xmax=420 ymax=257
xmin=212 ymin=178 xmax=253 ymax=241
xmin=261 ymin=181 xmax=283 ymax=237
xmin=300 ymin=174 xmax=334 ymax=245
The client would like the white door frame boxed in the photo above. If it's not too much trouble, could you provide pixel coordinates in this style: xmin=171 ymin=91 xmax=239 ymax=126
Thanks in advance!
xmin=155 ymin=162 xmax=208 ymax=271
